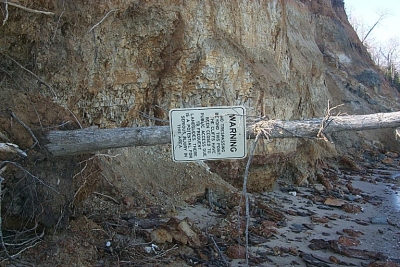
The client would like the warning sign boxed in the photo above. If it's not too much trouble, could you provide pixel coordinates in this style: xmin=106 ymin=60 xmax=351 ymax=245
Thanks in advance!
xmin=169 ymin=106 xmax=247 ymax=161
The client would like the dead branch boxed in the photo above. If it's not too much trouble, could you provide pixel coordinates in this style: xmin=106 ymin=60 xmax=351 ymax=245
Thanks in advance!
xmin=1 ymin=53 xmax=56 ymax=97
xmin=0 ymin=143 xmax=27 ymax=157
xmin=1 ymin=0 xmax=8 ymax=25
xmin=1 ymin=161 xmax=59 ymax=194
xmin=240 ymin=133 xmax=261 ymax=266
xmin=65 ymin=107 xmax=83 ymax=129
xmin=52 ymin=0 xmax=65 ymax=41
xmin=317 ymin=101 xmax=344 ymax=142
xmin=93 ymin=192 xmax=119 ymax=204
xmin=136 ymin=109 xmax=169 ymax=123
xmin=210 ymin=236 xmax=229 ymax=267
xmin=0 ymin=169 xmax=8 ymax=258
xmin=10 ymin=110 xmax=39 ymax=149
xmin=1 ymin=56 xmax=83 ymax=129
xmin=88 ymin=9 xmax=117 ymax=33
xmin=0 ymin=0 xmax=55 ymax=16
xmin=0 ymin=163 xmax=43 ymax=266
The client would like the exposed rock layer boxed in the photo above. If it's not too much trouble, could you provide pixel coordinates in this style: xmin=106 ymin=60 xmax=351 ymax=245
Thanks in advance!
xmin=1 ymin=0 xmax=399 ymax=205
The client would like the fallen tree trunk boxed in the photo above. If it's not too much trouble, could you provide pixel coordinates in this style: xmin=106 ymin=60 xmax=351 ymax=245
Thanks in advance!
xmin=45 ymin=111 xmax=400 ymax=156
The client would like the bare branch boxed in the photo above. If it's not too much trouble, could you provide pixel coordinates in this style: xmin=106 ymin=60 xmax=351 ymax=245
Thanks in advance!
xmin=10 ymin=110 xmax=39 ymax=149
xmin=52 ymin=0 xmax=65 ymax=41
xmin=244 ymin=133 xmax=261 ymax=265
xmin=0 ymin=0 xmax=55 ymax=16
xmin=1 ymin=53 xmax=56 ymax=97
xmin=2 ymin=0 xmax=8 ymax=25
xmin=361 ymin=11 xmax=389 ymax=44
xmin=136 ymin=110 xmax=169 ymax=123
xmin=0 ymin=143 xmax=27 ymax=157
xmin=210 ymin=236 xmax=229 ymax=266
xmin=88 ymin=9 xmax=117 ymax=33
xmin=93 ymin=192 xmax=119 ymax=204
xmin=1 ymin=161 xmax=59 ymax=194
xmin=317 ymin=101 xmax=344 ymax=142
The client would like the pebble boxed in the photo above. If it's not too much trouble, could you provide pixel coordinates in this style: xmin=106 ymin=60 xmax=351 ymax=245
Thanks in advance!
xmin=370 ymin=217 xmax=388 ymax=225
xmin=290 ymin=223 xmax=305 ymax=233
xmin=314 ymin=184 xmax=326 ymax=192
xmin=317 ymin=205 xmax=334 ymax=210
xmin=303 ymin=223 xmax=316 ymax=230
xmin=347 ymin=194 xmax=359 ymax=201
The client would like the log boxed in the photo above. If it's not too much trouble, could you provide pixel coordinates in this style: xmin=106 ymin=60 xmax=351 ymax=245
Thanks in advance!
xmin=45 ymin=111 xmax=400 ymax=156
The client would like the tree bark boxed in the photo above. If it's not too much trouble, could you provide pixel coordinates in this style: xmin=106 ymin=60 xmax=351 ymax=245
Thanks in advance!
xmin=44 ymin=111 xmax=400 ymax=156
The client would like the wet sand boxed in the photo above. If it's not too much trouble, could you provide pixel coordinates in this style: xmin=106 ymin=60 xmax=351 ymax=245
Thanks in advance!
xmin=178 ymin=163 xmax=400 ymax=266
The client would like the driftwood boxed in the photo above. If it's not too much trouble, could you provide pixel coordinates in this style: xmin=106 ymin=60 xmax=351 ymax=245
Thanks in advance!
xmin=45 ymin=111 xmax=400 ymax=156
xmin=0 ymin=143 xmax=27 ymax=158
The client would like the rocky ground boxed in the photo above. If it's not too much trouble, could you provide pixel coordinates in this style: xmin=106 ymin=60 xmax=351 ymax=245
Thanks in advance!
xmin=1 ymin=149 xmax=398 ymax=267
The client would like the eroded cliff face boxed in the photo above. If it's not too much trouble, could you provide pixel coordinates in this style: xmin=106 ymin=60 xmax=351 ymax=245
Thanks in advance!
xmin=1 ymin=0 xmax=399 ymax=222
xmin=12 ymin=0 xmax=331 ymax=125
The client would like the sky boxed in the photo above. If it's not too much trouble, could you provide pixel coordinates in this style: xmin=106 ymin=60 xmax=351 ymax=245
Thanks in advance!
xmin=344 ymin=0 xmax=400 ymax=44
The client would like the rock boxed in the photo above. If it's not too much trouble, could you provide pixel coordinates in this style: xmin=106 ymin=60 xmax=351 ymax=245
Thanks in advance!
xmin=382 ymin=157 xmax=394 ymax=165
xmin=338 ymin=236 xmax=361 ymax=246
xmin=347 ymin=194 xmax=360 ymax=201
xmin=300 ymin=253 xmax=330 ymax=267
xmin=343 ymin=229 xmax=364 ymax=237
xmin=355 ymin=69 xmax=382 ymax=89
xmin=129 ymin=218 xmax=160 ymax=229
xmin=251 ymin=220 xmax=279 ymax=237
xmin=171 ymin=231 xmax=188 ymax=245
xmin=370 ymin=217 xmax=389 ymax=225
xmin=286 ymin=209 xmax=298 ymax=216
xmin=297 ymin=210 xmax=312 ymax=216
xmin=316 ymin=173 xmax=334 ymax=190
xmin=290 ymin=223 xmax=305 ymax=233
xmin=151 ymin=228 xmax=173 ymax=244
xmin=387 ymin=218 xmax=398 ymax=226
xmin=288 ymin=247 xmax=299 ymax=256
xmin=329 ymin=255 xmax=341 ymax=264
xmin=226 ymin=244 xmax=246 ymax=259
xmin=309 ymin=239 xmax=330 ymax=250
xmin=303 ymin=223 xmax=316 ymax=230
xmin=385 ymin=152 xmax=399 ymax=158
xmin=177 ymin=220 xmax=201 ymax=247
xmin=354 ymin=219 xmax=370 ymax=226
xmin=342 ymin=203 xmax=362 ymax=213
xmin=339 ymin=155 xmax=362 ymax=171
xmin=390 ymin=172 xmax=400 ymax=180
xmin=346 ymin=182 xmax=362 ymax=195
xmin=339 ymin=246 xmax=388 ymax=260
xmin=324 ymin=198 xmax=347 ymax=207
xmin=367 ymin=261 xmax=400 ymax=267
xmin=314 ymin=184 xmax=326 ymax=192
xmin=311 ymin=216 xmax=330 ymax=223
xmin=317 ymin=205 xmax=334 ymax=210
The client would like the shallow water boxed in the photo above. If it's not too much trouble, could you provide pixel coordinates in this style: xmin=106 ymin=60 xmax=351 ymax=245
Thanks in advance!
xmin=352 ymin=171 xmax=400 ymax=259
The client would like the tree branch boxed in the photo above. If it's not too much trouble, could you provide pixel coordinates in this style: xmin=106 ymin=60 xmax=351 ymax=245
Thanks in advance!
xmin=1 ymin=0 xmax=55 ymax=16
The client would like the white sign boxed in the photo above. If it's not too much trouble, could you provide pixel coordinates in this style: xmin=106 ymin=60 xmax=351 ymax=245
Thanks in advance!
xmin=169 ymin=106 xmax=247 ymax=161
